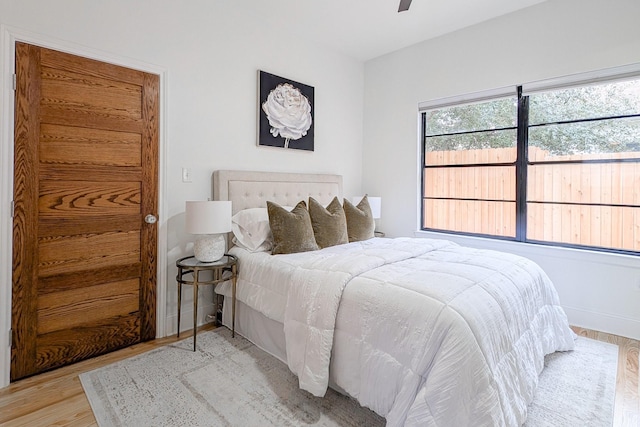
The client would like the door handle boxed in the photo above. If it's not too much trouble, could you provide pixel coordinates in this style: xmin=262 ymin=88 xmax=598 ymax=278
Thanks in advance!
xmin=145 ymin=214 xmax=157 ymax=224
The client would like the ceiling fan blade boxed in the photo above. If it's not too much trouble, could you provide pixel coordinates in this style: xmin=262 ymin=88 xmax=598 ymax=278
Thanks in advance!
xmin=398 ymin=0 xmax=412 ymax=12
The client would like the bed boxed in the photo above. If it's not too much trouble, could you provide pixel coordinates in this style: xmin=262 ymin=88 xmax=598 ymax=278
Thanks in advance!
xmin=211 ymin=170 xmax=576 ymax=427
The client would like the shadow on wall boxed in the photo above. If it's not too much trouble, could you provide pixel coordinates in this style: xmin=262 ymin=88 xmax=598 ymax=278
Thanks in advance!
xmin=166 ymin=212 xmax=192 ymax=315
xmin=167 ymin=211 xmax=192 ymax=266
xmin=164 ymin=212 xmax=217 ymax=331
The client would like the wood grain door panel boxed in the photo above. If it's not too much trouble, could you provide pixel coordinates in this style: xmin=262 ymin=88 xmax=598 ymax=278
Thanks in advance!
xmin=40 ymin=67 xmax=143 ymax=119
xmin=35 ymin=315 xmax=141 ymax=373
xmin=38 ymin=231 xmax=141 ymax=276
xmin=40 ymin=124 xmax=142 ymax=166
xmin=11 ymin=42 xmax=158 ymax=381
xmin=37 ymin=279 xmax=140 ymax=334
xmin=38 ymin=182 xmax=142 ymax=216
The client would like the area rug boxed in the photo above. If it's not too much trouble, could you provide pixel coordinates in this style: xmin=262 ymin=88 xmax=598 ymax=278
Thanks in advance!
xmin=80 ymin=329 xmax=617 ymax=426
xmin=524 ymin=335 xmax=618 ymax=426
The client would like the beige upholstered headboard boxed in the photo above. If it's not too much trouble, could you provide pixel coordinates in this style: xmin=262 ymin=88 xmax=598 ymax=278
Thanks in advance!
xmin=212 ymin=170 xmax=343 ymax=213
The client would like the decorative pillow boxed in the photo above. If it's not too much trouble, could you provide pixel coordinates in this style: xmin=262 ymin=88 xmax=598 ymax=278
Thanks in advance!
xmin=343 ymin=195 xmax=375 ymax=242
xmin=308 ymin=196 xmax=348 ymax=248
xmin=267 ymin=200 xmax=319 ymax=255
xmin=231 ymin=208 xmax=273 ymax=252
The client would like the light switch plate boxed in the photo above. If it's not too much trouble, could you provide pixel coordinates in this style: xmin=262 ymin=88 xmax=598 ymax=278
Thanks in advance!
xmin=182 ymin=168 xmax=192 ymax=182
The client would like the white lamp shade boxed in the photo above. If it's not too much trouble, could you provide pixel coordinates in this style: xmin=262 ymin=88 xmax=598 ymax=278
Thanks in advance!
xmin=185 ymin=201 xmax=232 ymax=235
xmin=352 ymin=196 xmax=381 ymax=219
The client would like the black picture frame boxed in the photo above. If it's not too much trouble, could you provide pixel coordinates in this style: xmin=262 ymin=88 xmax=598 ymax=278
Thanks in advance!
xmin=258 ymin=70 xmax=314 ymax=151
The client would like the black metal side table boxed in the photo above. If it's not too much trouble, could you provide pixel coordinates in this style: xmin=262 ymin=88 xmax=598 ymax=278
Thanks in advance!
xmin=176 ymin=254 xmax=237 ymax=351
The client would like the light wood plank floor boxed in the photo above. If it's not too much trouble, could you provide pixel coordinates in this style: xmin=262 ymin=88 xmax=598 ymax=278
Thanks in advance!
xmin=572 ymin=326 xmax=640 ymax=427
xmin=1 ymin=325 xmax=638 ymax=426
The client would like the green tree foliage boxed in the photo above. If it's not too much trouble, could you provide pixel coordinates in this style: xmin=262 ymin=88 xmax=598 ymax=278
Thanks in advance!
xmin=425 ymin=98 xmax=516 ymax=151
xmin=425 ymin=80 xmax=640 ymax=156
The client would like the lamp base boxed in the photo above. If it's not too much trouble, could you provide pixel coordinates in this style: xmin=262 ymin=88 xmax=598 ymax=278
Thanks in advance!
xmin=193 ymin=234 xmax=226 ymax=262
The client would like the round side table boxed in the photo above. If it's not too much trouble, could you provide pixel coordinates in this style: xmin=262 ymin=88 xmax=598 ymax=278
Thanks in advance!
xmin=176 ymin=254 xmax=237 ymax=351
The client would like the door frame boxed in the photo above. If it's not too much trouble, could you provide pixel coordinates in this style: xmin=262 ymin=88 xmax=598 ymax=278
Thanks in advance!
xmin=0 ymin=25 xmax=169 ymax=388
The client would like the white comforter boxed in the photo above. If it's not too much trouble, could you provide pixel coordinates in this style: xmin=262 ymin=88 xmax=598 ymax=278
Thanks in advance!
xmin=226 ymin=238 xmax=575 ymax=426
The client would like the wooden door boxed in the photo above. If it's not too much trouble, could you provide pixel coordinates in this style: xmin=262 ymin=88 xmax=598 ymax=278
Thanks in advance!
xmin=11 ymin=42 xmax=159 ymax=381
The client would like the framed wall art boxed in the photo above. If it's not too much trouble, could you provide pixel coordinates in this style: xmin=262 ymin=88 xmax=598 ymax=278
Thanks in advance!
xmin=258 ymin=70 xmax=314 ymax=151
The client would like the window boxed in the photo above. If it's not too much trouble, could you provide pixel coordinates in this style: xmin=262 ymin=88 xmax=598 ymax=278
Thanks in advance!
xmin=423 ymin=96 xmax=518 ymax=237
xmin=421 ymin=72 xmax=640 ymax=254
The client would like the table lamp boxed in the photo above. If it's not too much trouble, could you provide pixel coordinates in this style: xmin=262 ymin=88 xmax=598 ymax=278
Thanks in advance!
xmin=185 ymin=200 xmax=232 ymax=262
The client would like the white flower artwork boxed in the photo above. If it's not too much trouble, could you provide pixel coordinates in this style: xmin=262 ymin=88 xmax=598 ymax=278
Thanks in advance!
xmin=262 ymin=83 xmax=312 ymax=147
xmin=258 ymin=71 xmax=314 ymax=151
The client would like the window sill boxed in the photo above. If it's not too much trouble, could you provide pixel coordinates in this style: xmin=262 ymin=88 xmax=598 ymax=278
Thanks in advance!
xmin=414 ymin=230 xmax=640 ymax=268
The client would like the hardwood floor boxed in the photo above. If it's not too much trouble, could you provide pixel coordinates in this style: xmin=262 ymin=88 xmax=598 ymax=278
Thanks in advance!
xmin=571 ymin=326 xmax=640 ymax=427
xmin=1 ymin=325 xmax=638 ymax=426
xmin=0 ymin=325 xmax=216 ymax=427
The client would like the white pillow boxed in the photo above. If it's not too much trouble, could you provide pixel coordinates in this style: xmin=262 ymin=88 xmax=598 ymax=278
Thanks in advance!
xmin=232 ymin=235 xmax=272 ymax=252
xmin=231 ymin=206 xmax=296 ymax=252
xmin=231 ymin=208 xmax=274 ymax=252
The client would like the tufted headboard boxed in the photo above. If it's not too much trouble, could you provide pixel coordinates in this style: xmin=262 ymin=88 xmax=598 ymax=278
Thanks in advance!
xmin=212 ymin=170 xmax=343 ymax=214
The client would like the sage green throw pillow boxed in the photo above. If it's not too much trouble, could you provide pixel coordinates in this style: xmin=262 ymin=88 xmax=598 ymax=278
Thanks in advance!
xmin=308 ymin=197 xmax=348 ymax=248
xmin=267 ymin=200 xmax=319 ymax=255
xmin=344 ymin=195 xmax=375 ymax=242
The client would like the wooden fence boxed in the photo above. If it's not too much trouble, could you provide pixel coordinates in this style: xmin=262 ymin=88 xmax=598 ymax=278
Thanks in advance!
xmin=424 ymin=147 xmax=640 ymax=251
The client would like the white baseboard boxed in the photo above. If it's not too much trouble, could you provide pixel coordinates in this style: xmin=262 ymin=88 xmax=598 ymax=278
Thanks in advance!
xmin=564 ymin=306 xmax=640 ymax=341
xmin=164 ymin=302 xmax=216 ymax=337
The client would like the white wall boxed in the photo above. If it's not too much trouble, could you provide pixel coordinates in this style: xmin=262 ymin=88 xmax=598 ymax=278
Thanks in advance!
xmin=363 ymin=0 xmax=640 ymax=340
xmin=0 ymin=0 xmax=364 ymax=385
